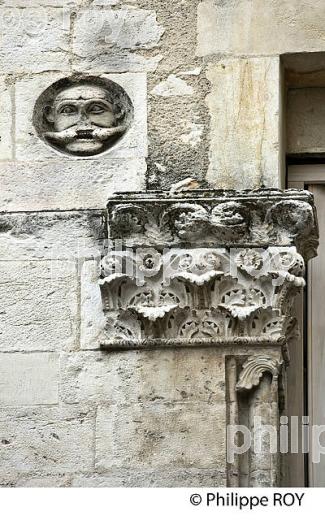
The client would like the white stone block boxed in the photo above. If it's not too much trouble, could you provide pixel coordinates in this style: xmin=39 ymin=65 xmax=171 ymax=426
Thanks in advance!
xmin=0 ymin=406 xmax=94 ymax=475
xmin=197 ymin=0 xmax=325 ymax=57
xmin=0 ymin=8 xmax=70 ymax=73
xmin=61 ymin=350 xmax=225 ymax=404
xmin=0 ymin=211 xmax=105 ymax=261
xmin=101 ymin=73 xmax=148 ymax=159
xmin=80 ymin=260 xmax=106 ymax=351
xmin=17 ymin=475 xmax=72 ymax=487
xmin=71 ymin=468 xmax=226 ymax=487
xmin=206 ymin=57 xmax=281 ymax=189
xmin=95 ymin=402 xmax=226 ymax=470
xmin=72 ymin=8 xmax=164 ymax=72
xmin=2 ymin=1 xmax=74 ymax=5
xmin=0 ymin=158 xmax=146 ymax=211
xmin=0 ymin=77 xmax=13 ymax=160
xmin=0 ymin=260 xmax=78 ymax=351
xmin=0 ymin=353 xmax=59 ymax=406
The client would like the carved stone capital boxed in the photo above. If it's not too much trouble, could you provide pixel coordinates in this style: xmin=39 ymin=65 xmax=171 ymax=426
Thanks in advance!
xmin=100 ymin=189 xmax=318 ymax=350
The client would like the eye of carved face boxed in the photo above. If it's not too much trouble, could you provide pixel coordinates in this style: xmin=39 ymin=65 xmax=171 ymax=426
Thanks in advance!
xmin=33 ymin=76 xmax=134 ymax=157
xmin=88 ymin=102 xmax=106 ymax=114
xmin=59 ymin=104 xmax=78 ymax=115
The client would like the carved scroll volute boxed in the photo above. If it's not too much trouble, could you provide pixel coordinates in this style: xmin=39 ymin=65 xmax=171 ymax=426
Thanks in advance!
xmin=236 ymin=355 xmax=283 ymax=392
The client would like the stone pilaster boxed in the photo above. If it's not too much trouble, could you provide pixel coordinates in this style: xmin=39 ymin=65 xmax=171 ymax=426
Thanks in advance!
xmin=99 ymin=188 xmax=318 ymax=486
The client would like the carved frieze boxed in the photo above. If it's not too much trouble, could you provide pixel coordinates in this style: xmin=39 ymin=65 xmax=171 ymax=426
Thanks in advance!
xmin=100 ymin=189 xmax=318 ymax=349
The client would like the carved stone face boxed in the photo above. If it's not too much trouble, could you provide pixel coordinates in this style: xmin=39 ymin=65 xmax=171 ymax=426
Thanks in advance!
xmin=44 ymin=84 xmax=126 ymax=156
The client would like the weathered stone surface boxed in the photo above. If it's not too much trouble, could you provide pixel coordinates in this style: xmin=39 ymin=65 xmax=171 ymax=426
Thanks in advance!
xmin=0 ymin=353 xmax=59 ymax=406
xmin=0 ymin=211 xmax=105 ymax=261
xmin=205 ymin=58 xmax=281 ymax=189
xmin=143 ymin=0 xmax=210 ymax=189
xmin=72 ymin=8 xmax=164 ymax=72
xmin=2 ymin=1 xmax=76 ymax=5
xmin=197 ymin=0 xmax=325 ymax=57
xmin=0 ymin=261 xmax=78 ymax=351
xmin=60 ymin=349 xmax=225 ymax=404
xmin=0 ymin=8 xmax=70 ymax=73
xmin=0 ymin=0 xmax=319 ymax=490
xmin=16 ymin=475 xmax=73 ymax=488
xmin=151 ymin=74 xmax=194 ymax=97
xmin=16 ymin=72 xmax=147 ymax=161
xmin=71 ymin=468 xmax=226 ymax=487
xmin=80 ymin=260 xmax=106 ymax=350
xmin=0 ymin=158 xmax=146 ymax=211
xmin=15 ymin=71 xmax=64 ymax=160
xmin=95 ymin=402 xmax=226 ymax=471
xmin=287 ymin=87 xmax=325 ymax=154
xmin=0 ymin=77 xmax=13 ymax=160
xmin=5 ymin=467 xmax=226 ymax=487
xmin=0 ymin=406 xmax=95 ymax=475
xmin=102 ymin=73 xmax=148 ymax=159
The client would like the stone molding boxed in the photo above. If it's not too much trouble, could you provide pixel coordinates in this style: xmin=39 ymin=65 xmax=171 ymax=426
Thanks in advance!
xmin=99 ymin=189 xmax=318 ymax=350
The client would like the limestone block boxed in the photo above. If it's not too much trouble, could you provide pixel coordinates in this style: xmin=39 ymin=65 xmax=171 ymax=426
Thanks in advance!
xmin=15 ymin=72 xmax=147 ymax=161
xmin=80 ymin=260 xmax=106 ymax=351
xmin=0 ymin=260 xmax=78 ymax=351
xmin=72 ymin=8 xmax=164 ymax=72
xmin=101 ymin=73 xmax=148 ymax=159
xmin=0 ymin=158 xmax=146 ymax=212
xmin=0 ymin=406 xmax=94 ymax=475
xmin=17 ymin=475 xmax=73 ymax=488
xmin=60 ymin=349 xmax=225 ymax=404
xmin=0 ymin=353 xmax=59 ymax=406
xmin=15 ymin=71 xmax=62 ymax=160
xmin=0 ymin=211 xmax=105 ymax=261
xmin=287 ymin=88 xmax=325 ymax=154
xmin=95 ymin=402 xmax=226 ymax=470
xmin=0 ymin=8 xmax=70 ymax=73
xmin=197 ymin=0 xmax=325 ymax=57
xmin=2 ymin=1 xmax=87 ymax=5
xmin=0 ymin=77 xmax=13 ymax=160
xmin=206 ymin=57 xmax=281 ymax=189
xmin=71 ymin=468 xmax=226 ymax=487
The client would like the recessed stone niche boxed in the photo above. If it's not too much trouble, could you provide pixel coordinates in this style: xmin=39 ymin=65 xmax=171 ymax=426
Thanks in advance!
xmin=33 ymin=75 xmax=134 ymax=157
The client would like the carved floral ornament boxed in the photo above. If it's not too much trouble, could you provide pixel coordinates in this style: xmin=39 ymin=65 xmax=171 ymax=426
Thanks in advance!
xmin=33 ymin=75 xmax=134 ymax=157
xmin=99 ymin=189 xmax=318 ymax=349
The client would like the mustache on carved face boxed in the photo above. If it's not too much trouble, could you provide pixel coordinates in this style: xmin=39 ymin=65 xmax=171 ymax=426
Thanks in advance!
xmin=44 ymin=125 xmax=126 ymax=144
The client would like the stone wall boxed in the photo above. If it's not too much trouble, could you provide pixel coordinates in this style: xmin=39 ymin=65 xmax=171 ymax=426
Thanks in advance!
xmin=0 ymin=0 xmax=324 ymax=487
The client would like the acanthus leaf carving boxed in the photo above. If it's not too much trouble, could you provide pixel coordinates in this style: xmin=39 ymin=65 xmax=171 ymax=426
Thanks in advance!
xmin=100 ymin=189 xmax=318 ymax=349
